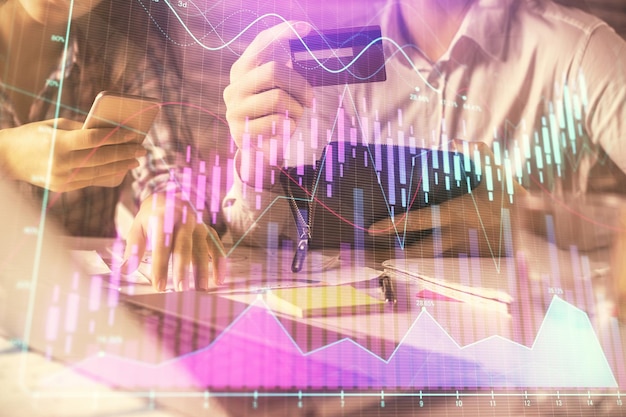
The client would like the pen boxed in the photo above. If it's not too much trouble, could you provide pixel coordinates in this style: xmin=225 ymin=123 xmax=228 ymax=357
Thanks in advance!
xmin=378 ymin=273 xmax=397 ymax=303
xmin=291 ymin=230 xmax=309 ymax=273
xmin=284 ymin=167 xmax=316 ymax=274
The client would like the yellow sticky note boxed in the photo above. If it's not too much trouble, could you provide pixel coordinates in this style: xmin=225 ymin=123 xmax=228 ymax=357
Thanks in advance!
xmin=266 ymin=285 xmax=384 ymax=318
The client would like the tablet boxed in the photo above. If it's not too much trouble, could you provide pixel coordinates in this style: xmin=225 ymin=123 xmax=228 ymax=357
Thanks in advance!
xmin=280 ymin=142 xmax=481 ymax=249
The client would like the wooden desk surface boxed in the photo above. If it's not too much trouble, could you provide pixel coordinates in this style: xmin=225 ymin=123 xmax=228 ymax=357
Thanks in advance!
xmin=1 ymin=233 xmax=624 ymax=416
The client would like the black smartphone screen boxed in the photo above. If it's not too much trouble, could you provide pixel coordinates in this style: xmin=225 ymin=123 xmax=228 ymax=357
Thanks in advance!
xmin=280 ymin=142 xmax=481 ymax=249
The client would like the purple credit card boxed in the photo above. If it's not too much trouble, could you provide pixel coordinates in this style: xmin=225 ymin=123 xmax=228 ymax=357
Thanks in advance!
xmin=289 ymin=26 xmax=386 ymax=87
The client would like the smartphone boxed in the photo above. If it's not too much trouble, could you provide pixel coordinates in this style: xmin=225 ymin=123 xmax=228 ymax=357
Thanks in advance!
xmin=280 ymin=142 xmax=482 ymax=249
xmin=83 ymin=91 xmax=161 ymax=142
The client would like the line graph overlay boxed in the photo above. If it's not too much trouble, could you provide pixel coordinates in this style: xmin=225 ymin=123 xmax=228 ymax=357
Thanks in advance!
xmin=44 ymin=296 xmax=617 ymax=390
xmin=142 ymin=0 xmax=443 ymax=91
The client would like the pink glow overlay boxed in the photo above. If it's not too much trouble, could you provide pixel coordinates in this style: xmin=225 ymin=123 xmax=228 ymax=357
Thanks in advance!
xmin=45 ymin=297 xmax=616 ymax=390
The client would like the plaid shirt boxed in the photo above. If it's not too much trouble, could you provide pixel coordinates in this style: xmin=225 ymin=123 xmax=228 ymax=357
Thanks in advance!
xmin=0 ymin=30 xmax=177 ymax=237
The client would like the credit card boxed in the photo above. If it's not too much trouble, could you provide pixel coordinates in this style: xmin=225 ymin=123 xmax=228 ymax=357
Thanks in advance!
xmin=289 ymin=25 xmax=386 ymax=86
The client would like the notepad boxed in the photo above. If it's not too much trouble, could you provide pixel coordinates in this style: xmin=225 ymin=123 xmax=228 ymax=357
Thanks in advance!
xmin=265 ymin=285 xmax=385 ymax=318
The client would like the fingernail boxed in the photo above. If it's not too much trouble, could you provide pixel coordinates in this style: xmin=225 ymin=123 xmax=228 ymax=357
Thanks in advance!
xmin=177 ymin=281 xmax=184 ymax=292
xmin=155 ymin=278 xmax=166 ymax=292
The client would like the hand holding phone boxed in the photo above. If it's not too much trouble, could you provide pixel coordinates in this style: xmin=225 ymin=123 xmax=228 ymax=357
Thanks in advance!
xmin=83 ymin=91 xmax=161 ymax=143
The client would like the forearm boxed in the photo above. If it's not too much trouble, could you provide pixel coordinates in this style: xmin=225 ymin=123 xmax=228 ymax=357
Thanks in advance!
xmin=233 ymin=106 xmax=321 ymax=191
xmin=234 ymin=141 xmax=285 ymax=193
xmin=131 ymin=119 xmax=233 ymax=232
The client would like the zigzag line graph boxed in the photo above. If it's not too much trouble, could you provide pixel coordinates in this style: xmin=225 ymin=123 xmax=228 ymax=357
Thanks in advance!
xmin=138 ymin=0 xmax=441 ymax=91
xmin=129 ymin=0 xmax=604 ymax=183
xmin=45 ymin=296 xmax=616 ymax=390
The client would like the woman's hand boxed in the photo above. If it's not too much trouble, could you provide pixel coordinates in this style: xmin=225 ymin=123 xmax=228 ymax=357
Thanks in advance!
xmin=124 ymin=192 xmax=226 ymax=292
xmin=0 ymin=118 xmax=146 ymax=192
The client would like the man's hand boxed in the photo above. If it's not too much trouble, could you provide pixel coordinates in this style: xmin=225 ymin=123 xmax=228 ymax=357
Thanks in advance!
xmin=0 ymin=118 xmax=146 ymax=192
xmin=123 ymin=192 xmax=226 ymax=292
xmin=223 ymin=20 xmax=314 ymax=148
xmin=368 ymin=140 xmax=528 ymax=257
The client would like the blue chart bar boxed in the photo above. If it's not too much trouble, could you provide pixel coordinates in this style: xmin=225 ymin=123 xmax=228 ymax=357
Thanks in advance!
xmin=421 ymin=152 xmax=429 ymax=193
xmin=386 ymin=145 xmax=396 ymax=206
xmin=353 ymin=188 xmax=365 ymax=251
